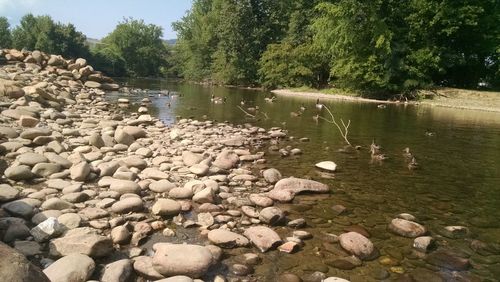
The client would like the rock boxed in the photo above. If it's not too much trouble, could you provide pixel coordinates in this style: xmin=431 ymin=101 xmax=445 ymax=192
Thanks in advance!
xmin=43 ymin=253 xmax=95 ymax=282
xmin=278 ymin=242 xmax=300 ymax=253
xmin=58 ymin=213 xmax=82 ymax=229
xmin=149 ymin=180 xmax=176 ymax=193
xmin=19 ymin=115 xmax=39 ymax=127
xmin=182 ymin=151 xmax=203 ymax=166
xmin=189 ymin=164 xmax=209 ymax=176
xmin=111 ymin=197 xmax=143 ymax=213
xmin=89 ymin=133 xmax=105 ymax=148
xmin=425 ymin=250 xmax=470 ymax=271
xmin=85 ymin=81 xmax=101 ymax=88
xmin=259 ymin=206 xmax=286 ymax=225
xmin=249 ymin=194 xmax=273 ymax=207
xmin=101 ymin=259 xmax=134 ymax=282
xmin=49 ymin=227 xmax=113 ymax=257
xmin=114 ymin=129 xmax=135 ymax=145
xmin=0 ymin=184 xmax=19 ymax=202
xmin=208 ymin=229 xmax=250 ymax=248
xmin=2 ymin=198 xmax=39 ymax=218
xmin=30 ymin=217 xmax=64 ymax=242
xmin=152 ymin=243 xmax=213 ymax=278
xmin=111 ymin=226 xmax=131 ymax=244
xmin=268 ymin=177 xmax=329 ymax=202
xmin=440 ymin=226 xmax=469 ymax=239
xmin=152 ymin=199 xmax=181 ymax=217
xmin=20 ymin=128 xmax=51 ymax=140
xmin=32 ymin=163 xmax=61 ymax=177
xmin=278 ymin=273 xmax=303 ymax=282
xmin=0 ymin=242 xmax=50 ymax=282
xmin=263 ymin=168 xmax=282 ymax=184
xmin=41 ymin=198 xmax=74 ymax=210
xmin=133 ymin=256 xmax=165 ymax=280
xmin=192 ymin=188 xmax=214 ymax=204
xmin=13 ymin=240 xmax=42 ymax=257
xmin=70 ymin=161 xmax=91 ymax=181
xmin=2 ymin=109 xmax=37 ymax=119
xmin=338 ymin=232 xmax=375 ymax=260
xmin=413 ymin=236 xmax=434 ymax=252
xmin=315 ymin=161 xmax=337 ymax=172
xmin=323 ymin=278 xmax=350 ymax=282
xmin=213 ymin=150 xmax=239 ymax=169
xmin=197 ymin=213 xmax=214 ymax=227
xmin=389 ymin=218 xmax=426 ymax=238
xmin=5 ymin=165 xmax=34 ymax=180
xmin=243 ymin=226 xmax=282 ymax=252
xmin=110 ymin=179 xmax=141 ymax=194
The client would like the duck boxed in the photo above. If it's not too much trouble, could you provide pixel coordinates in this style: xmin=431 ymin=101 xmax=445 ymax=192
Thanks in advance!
xmin=312 ymin=114 xmax=319 ymax=123
xmin=403 ymin=147 xmax=413 ymax=159
xmin=265 ymin=96 xmax=276 ymax=103
xmin=377 ymin=104 xmax=387 ymax=109
xmin=316 ymin=98 xmax=324 ymax=110
xmin=240 ymin=100 xmax=246 ymax=106
xmin=166 ymin=102 xmax=171 ymax=108
xmin=211 ymin=95 xmax=225 ymax=104
xmin=370 ymin=140 xmax=387 ymax=160
xmin=290 ymin=111 xmax=301 ymax=117
xmin=408 ymin=157 xmax=419 ymax=170
xmin=300 ymin=104 xmax=306 ymax=111
xmin=425 ymin=130 xmax=435 ymax=137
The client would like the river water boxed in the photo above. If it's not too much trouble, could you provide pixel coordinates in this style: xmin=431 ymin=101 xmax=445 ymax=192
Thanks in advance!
xmin=110 ymin=78 xmax=500 ymax=281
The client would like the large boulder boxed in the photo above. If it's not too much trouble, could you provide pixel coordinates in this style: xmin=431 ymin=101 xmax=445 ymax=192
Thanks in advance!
xmin=267 ymin=177 xmax=329 ymax=202
xmin=43 ymin=253 xmax=95 ymax=282
xmin=0 ymin=242 xmax=50 ymax=282
xmin=152 ymin=243 xmax=213 ymax=278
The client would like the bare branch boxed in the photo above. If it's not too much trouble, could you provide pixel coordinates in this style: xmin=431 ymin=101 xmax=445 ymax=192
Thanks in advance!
xmin=237 ymin=106 xmax=256 ymax=118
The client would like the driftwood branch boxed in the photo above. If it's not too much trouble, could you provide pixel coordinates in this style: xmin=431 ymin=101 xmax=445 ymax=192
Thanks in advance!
xmin=237 ymin=106 xmax=256 ymax=118
xmin=319 ymin=105 xmax=352 ymax=146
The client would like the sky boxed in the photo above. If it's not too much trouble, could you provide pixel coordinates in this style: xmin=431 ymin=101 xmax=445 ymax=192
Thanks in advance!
xmin=0 ymin=0 xmax=193 ymax=39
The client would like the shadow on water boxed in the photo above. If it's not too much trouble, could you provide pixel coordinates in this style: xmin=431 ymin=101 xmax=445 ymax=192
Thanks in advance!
xmin=108 ymin=78 xmax=500 ymax=280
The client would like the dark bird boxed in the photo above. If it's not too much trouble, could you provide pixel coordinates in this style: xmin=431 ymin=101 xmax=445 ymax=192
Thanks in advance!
xmin=408 ymin=157 xmax=419 ymax=170
xmin=316 ymin=98 xmax=324 ymax=110
xmin=370 ymin=140 xmax=387 ymax=161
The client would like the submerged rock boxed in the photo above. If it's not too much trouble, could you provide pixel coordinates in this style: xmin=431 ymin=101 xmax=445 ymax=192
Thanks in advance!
xmin=207 ymin=229 xmax=250 ymax=248
xmin=339 ymin=232 xmax=375 ymax=260
xmin=389 ymin=218 xmax=426 ymax=238
xmin=315 ymin=161 xmax=337 ymax=172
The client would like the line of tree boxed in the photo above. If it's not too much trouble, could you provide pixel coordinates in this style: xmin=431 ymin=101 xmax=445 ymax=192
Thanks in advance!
xmin=0 ymin=14 xmax=168 ymax=78
xmin=173 ymin=0 xmax=500 ymax=96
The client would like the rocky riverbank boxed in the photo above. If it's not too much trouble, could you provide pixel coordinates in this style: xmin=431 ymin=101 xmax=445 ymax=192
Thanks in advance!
xmin=0 ymin=49 xmax=491 ymax=282
xmin=0 ymin=49 xmax=342 ymax=281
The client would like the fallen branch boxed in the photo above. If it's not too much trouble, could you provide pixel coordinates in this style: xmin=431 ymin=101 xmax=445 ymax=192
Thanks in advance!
xmin=319 ymin=105 xmax=352 ymax=146
xmin=237 ymin=106 xmax=256 ymax=118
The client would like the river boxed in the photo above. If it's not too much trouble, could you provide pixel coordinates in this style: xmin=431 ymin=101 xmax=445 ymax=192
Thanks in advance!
xmin=109 ymin=78 xmax=500 ymax=281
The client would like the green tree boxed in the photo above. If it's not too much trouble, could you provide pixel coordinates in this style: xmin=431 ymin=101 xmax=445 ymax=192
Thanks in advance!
xmin=11 ymin=14 xmax=89 ymax=59
xmin=97 ymin=18 xmax=168 ymax=77
xmin=0 ymin=17 xmax=12 ymax=48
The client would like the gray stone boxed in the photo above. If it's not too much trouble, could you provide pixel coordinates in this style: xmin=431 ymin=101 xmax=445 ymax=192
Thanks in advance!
xmin=49 ymin=227 xmax=113 ymax=257
xmin=151 ymin=199 xmax=181 ymax=217
xmin=101 ymin=259 xmax=134 ymax=282
xmin=5 ymin=165 xmax=34 ymax=180
xmin=268 ymin=177 xmax=329 ymax=202
xmin=389 ymin=218 xmax=426 ymax=238
xmin=70 ymin=161 xmax=91 ymax=181
xmin=208 ymin=229 xmax=250 ymax=248
xmin=0 ymin=242 xmax=50 ymax=282
xmin=30 ymin=217 xmax=64 ymax=242
xmin=43 ymin=253 xmax=95 ymax=282
xmin=243 ymin=226 xmax=282 ymax=252
xmin=338 ymin=232 xmax=374 ymax=260
xmin=152 ymin=243 xmax=213 ymax=278
xmin=111 ymin=197 xmax=143 ymax=214
xmin=263 ymin=168 xmax=282 ymax=184
xmin=0 ymin=184 xmax=19 ymax=202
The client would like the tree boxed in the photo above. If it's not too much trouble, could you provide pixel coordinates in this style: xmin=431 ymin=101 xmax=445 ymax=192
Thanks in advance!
xmin=0 ymin=17 xmax=12 ymax=48
xmin=11 ymin=14 xmax=89 ymax=59
xmin=97 ymin=18 xmax=168 ymax=77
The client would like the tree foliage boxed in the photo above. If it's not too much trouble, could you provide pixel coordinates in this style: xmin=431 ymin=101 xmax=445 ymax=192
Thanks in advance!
xmin=174 ymin=0 xmax=500 ymax=94
xmin=0 ymin=17 xmax=12 ymax=49
xmin=94 ymin=18 xmax=168 ymax=77
xmin=11 ymin=14 xmax=89 ymax=59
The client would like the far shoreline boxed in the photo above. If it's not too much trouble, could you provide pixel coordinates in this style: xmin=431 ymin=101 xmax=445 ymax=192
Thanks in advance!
xmin=271 ymin=88 xmax=500 ymax=113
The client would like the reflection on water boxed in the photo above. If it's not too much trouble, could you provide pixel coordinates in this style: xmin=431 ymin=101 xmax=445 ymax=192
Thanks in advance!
xmin=111 ymin=78 xmax=500 ymax=280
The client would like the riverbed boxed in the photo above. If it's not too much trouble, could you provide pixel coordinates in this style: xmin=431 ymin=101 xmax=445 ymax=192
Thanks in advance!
xmin=110 ymin=78 xmax=500 ymax=281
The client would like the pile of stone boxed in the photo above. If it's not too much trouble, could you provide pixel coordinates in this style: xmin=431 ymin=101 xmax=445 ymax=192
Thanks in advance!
xmin=0 ymin=49 xmax=337 ymax=281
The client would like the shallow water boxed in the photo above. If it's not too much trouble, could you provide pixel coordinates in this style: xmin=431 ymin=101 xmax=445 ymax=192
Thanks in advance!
xmin=111 ymin=78 xmax=500 ymax=281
